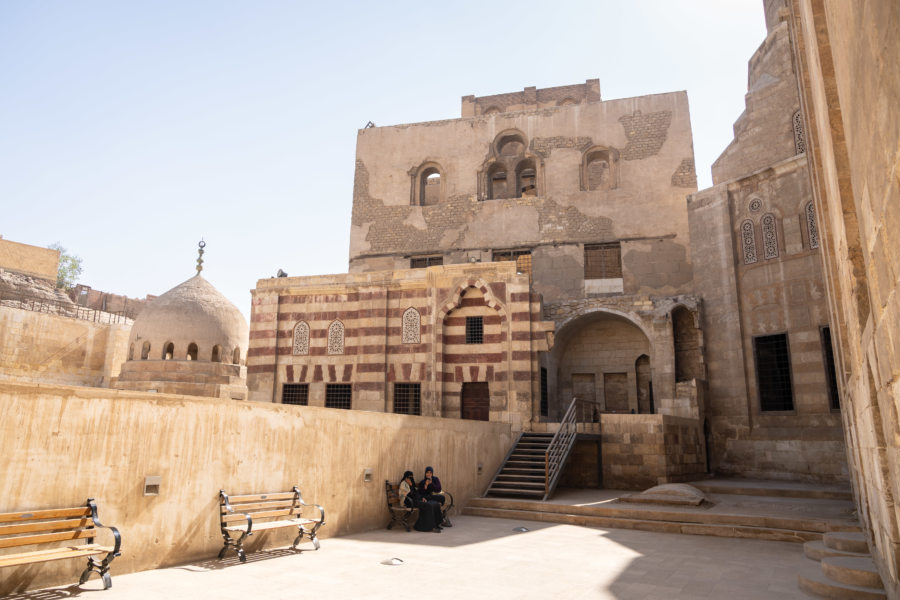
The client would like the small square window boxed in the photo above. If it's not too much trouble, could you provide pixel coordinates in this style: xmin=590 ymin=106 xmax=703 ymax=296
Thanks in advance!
xmin=584 ymin=243 xmax=622 ymax=279
xmin=282 ymin=383 xmax=309 ymax=405
xmin=466 ymin=316 xmax=484 ymax=344
xmin=394 ymin=383 xmax=421 ymax=415
xmin=325 ymin=384 xmax=352 ymax=409
xmin=410 ymin=256 xmax=443 ymax=269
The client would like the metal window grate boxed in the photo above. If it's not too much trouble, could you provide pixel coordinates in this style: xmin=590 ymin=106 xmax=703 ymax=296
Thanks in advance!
xmin=584 ymin=243 xmax=622 ymax=279
xmin=466 ymin=316 xmax=484 ymax=344
xmin=410 ymin=255 xmax=443 ymax=269
xmin=540 ymin=367 xmax=548 ymax=417
xmin=282 ymin=383 xmax=309 ymax=405
xmin=821 ymin=327 xmax=840 ymax=410
xmin=393 ymin=383 xmax=421 ymax=415
xmin=493 ymin=249 xmax=532 ymax=281
xmin=754 ymin=333 xmax=794 ymax=411
xmin=325 ymin=384 xmax=352 ymax=409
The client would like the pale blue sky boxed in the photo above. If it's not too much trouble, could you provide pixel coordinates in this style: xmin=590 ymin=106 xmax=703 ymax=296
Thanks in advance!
xmin=1 ymin=1 xmax=766 ymax=319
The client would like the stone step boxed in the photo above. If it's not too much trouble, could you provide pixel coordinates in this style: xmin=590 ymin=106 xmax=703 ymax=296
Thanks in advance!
xmin=821 ymin=557 xmax=884 ymax=590
xmin=489 ymin=480 xmax=545 ymax=489
xmin=798 ymin=563 xmax=886 ymax=600
xmin=805 ymin=540 xmax=870 ymax=562
xmin=824 ymin=531 xmax=869 ymax=554
xmin=465 ymin=505 xmax=822 ymax=543
xmin=496 ymin=474 xmax=544 ymax=481
xmin=690 ymin=479 xmax=853 ymax=501
xmin=485 ymin=489 xmax=543 ymax=498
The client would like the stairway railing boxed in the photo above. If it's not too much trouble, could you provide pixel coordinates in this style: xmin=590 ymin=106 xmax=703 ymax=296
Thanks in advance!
xmin=544 ymin=397 xmax=579 ymax=500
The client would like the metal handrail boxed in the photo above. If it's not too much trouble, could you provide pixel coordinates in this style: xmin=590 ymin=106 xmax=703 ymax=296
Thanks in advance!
xmin=0 ymin=290 xmax=132 ymax=325
xmin=544 ymin=397 xmax=579 ymax=500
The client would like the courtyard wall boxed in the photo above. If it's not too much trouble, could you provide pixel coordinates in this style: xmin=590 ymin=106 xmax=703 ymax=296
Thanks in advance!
xmin=0 ymin=381 xmax=513 ymax=594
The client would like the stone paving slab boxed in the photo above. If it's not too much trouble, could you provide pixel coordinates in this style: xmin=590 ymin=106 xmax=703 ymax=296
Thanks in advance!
xmin=9 ymin=515 xmax=813 ymax=599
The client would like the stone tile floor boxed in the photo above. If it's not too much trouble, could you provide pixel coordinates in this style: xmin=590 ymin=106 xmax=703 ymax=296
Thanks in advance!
xmin=10 ymin=515 xmax=813 ymax=600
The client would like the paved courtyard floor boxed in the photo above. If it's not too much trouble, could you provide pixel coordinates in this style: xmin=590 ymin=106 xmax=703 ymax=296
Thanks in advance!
xmin=12 ymin=515 xmax=813 ymax=600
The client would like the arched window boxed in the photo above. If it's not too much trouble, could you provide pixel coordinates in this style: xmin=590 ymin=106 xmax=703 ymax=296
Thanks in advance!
xmin=211 ymin=345 xmax=222 ymax=362
xmin=806 ymin=202 xmax=819 ymax=249
xmin=762 ymin=213 xmax=779 ymax=259
xmin=293 ymin=321 xmax=310 ymax=355
xmin=186 ymin=343 xmax=198 ymax=361
xmin=232 ymin=347 xmax=241 ymax=365
xmin=516 ymin=159 xmax=537 ymax=197
xmin=402 ymin=307 xmax=421 ymax=344
xmin=792 ymin=110 xmax=805 ymax=154
xmin=328 ymin=320 xmax=345 ymax=355
xmin=141 ymin=341 xmax=151 ymax=360
xmin=741 ymin=220 xmax=758 ymax=264
xmin=581 ymin=147 xmax=618 ymax=191
xmin=410 ymin=162 xmax=444 ymax=206
xmin=487 ymin=163 xmax=508 ymax=200
xmin=163 ymin=342 xmax=174 ymax=360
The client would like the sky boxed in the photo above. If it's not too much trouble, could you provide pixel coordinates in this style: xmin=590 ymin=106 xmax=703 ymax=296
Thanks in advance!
xmin=0 ymin=1 xmax=767 ymax=320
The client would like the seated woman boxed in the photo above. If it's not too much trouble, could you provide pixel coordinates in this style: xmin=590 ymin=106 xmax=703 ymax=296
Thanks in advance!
xmin=399 ymin=470 xmax=443 ymax=533
xmin=418 ymin=466 xmax=451 ymax=527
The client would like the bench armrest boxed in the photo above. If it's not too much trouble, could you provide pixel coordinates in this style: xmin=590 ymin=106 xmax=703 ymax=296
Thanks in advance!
xmin=292 ymin=486 xmax=325 ymax=535
xmin=219 ymin=490 xmax=254 ymax=536
xmin=86 ymin=498 xmax=122 ymax=557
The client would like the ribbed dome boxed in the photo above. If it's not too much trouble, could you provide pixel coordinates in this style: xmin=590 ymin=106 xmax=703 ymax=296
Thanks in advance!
xmin=127 ymin=275 xmax=248 ymax=364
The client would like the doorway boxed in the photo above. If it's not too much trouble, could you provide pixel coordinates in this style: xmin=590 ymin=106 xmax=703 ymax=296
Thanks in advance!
xmin=461 ymin=382 xmax=490 ymax=421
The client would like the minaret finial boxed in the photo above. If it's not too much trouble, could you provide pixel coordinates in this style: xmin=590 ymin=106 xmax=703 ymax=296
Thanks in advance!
xmin=196 ymin=240 xmax=206 ymax=274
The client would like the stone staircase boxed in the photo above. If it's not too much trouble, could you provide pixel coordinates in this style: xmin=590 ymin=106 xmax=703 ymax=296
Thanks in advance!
xmin=798 ymin=530 xmax=886 ymax=599
xmin=484 ymin=432 xmax=554 ymax=498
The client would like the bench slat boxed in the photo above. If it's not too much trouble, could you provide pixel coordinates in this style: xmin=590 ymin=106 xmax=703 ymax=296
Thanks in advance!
xmin=0 ymin=529 xmax=95 ymax=550
xmin=223 ymin=519 xmax=317 ymax=533
xmin=0 ymin=518 xmax=92 ymax=536
xmin=0 ymin=508 xmax=91 ymax=524
xmin=226 ymin=492 xmax=297 ymax=503
xmin=221 ymin=508 xmax=299 ymax=524
xmin=221 ymin=499 xmax=296 ymax=513
xmin=0 ymin=544 xmax=112 ymax=568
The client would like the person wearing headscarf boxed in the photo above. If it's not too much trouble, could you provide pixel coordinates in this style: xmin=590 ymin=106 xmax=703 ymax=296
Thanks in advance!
xmin=418 ymin=466 xmax=451 ymax=527
xmin=398 ymin=470 xmax=443 ymax=533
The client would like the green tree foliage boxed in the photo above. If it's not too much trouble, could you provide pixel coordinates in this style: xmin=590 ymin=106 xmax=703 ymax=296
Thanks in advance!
xmin=47 ymin=242 xmax=83 ymax=290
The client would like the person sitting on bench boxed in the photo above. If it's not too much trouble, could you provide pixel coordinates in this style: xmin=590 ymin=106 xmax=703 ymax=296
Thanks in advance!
xmin=399 ymin=470 xmax=443 ymax=533
xmin=418 ymin=466 xmax=451 ymax=527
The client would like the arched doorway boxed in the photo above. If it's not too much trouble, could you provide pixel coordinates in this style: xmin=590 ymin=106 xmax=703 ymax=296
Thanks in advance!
xmin=547 ymin=311 xmax=651 ymax=419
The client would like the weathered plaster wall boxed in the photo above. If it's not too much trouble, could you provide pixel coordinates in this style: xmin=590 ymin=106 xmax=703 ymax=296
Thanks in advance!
xmin=0 ymin=381 xmax=513 ymax=594
xmin=789 ymin=0 xmax=900 ymax=593
xmin=0 ymin=238 xmax=59 ymax=282
xmin=0 ymin=306 xmax=130 ymax=387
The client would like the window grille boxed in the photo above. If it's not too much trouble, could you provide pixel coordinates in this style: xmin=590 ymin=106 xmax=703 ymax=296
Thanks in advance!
xmin=466 ymin=316 xmax=484 ymax=344
xmin=821 ymin=327 xmax=840 ymax=410
xmin=584 ymin=243 xmax=622 ymax=279
xmin=754 ymin=333 xmax=794 ymax=411
xmin=325 ymin=384 xmax=352 ymax=409
xmin=282 ymin=383 xmax=309 ymax=406
xmin=540 ymin=367 xmax=549 ymax=417
xmin=393 ymin=383 xmax=421 ymax=415
xmin=493 ymin=249 xmax=532 ymax=281
xmin=410 ymin=255 xmax=443 ymax=269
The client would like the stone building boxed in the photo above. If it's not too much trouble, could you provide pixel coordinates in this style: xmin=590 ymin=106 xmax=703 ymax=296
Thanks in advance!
xmin=113 ymin=268 xmax=249 ymax=400
xmin=688 ymin=2 xmax=845 ymax=481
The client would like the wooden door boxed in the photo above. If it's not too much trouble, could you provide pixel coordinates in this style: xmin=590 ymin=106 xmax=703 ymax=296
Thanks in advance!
xmin=461 ymin=382 xmax=489 ymax=421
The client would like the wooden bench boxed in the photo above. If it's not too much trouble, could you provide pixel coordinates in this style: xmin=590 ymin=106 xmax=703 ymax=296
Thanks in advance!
xmin=218 ymin=486 xmax=324 ymax=562
xmin=384 ymin=481 xmax=455 ymax=531
xmin=0 ymin=499 xmax=121 ymax=590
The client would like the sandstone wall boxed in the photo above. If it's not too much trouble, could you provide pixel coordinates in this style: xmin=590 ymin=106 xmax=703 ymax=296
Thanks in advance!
xmin=789 ymin=0 xmax=900 ymax=593
xmin=0 ymin=306 xmax=130 ymax=387
xmin=0 ymin=238 xmax=59 ymax=282
xmin=0 ymin=381 xmax=514 ymax=594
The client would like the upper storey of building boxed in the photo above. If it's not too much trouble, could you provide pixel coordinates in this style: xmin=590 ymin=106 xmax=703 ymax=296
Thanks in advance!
xmin=350 ymin=83 xmax=697 ymax=303
xmin=461 ymin=79 xmax=602 ymax=117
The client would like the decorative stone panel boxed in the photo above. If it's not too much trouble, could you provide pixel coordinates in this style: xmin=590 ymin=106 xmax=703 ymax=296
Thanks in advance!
xmin=292 ymin=321 xmax=309 ymax=355
xmin=327 ymin=320 xmax=345 ymax=355
xmin=402 ymin=307 xmax=421 ymax=344
xmin=793 ymin=110 xmax=806 ymax=155
xmin=741 ymin=220 xmax=758 ymax=264
xmin=806 ymin=202 xmax=819 ymax=249
xmin=762 ymin=213 xmax=779 ymax=259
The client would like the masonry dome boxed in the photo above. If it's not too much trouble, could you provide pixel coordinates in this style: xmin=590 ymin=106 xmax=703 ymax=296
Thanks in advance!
xmin=127 ymin=274 xmax=248 ymax=364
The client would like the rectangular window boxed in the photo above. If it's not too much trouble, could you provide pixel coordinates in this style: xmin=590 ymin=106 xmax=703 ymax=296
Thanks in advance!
xmin=465 ymin=316 xmax=484 ymax=344
xmin=754 ymin=333 xmax=794 ymax=411
xmin=821 ymin=326 xmax=840 ymax=410
xmin=325 ymin=383 xmax=352 ymax=409
xmin=282 ymin=383 xmax=309 ymax=405
xmin=493 ymin=249 xmax=532 ymax=281
xmin=584 ymin=243 xmax=622 ymax=279
xmin=540 ymin=367 xmax=548 ymax=417
xmin=410 ymin=255 xmax=443 ymax=269
xmin=393 ymin=383 xmax=421 ymax=415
